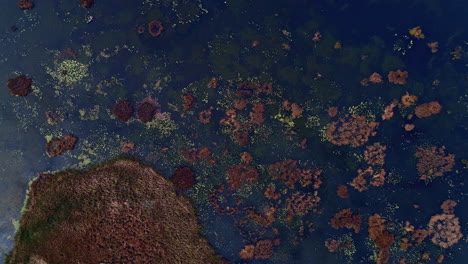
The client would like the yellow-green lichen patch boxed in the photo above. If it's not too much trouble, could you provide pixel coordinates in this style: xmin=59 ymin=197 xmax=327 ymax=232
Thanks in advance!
xmin=46 ymin=60 xmax=89 ymax=86
xmin=78 ymin=105 xmax=100 ymax=121
xmin=144 ymin=112 xmax=179 ymax=137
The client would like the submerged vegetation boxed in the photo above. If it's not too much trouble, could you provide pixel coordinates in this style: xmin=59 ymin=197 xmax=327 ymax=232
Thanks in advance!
xmin=1 ymin=0 xmax=466 ymax=263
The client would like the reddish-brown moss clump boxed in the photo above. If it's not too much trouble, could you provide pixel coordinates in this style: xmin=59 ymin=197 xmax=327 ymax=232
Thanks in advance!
xmin=181 ymin=147 xmax=215 ymax=165
xmin=264 ymin=185 xmax=281 ymax=200
xmin=364 ymin=143 xmax=387 ymax=166
xmin=369 ymin=72 xmax=383 ymax=83
xmin=239 ymin=239 xmax=275 ymax=260
xmin=171 ymin=166 xmax=196 ymax=191
xmin=414 ymin=146 xmax=455 ymax=181
xmin=286 ymin=191 xmax=320 ymax=221
xmin=137 ymin=97 xmax=159 ymax=123
xmin=440 ymin=199 xmax=457 ymax=214
xmin=219 ymin=109 xmax=243 ymax=132
xmin=18 ymin=0 xmax=33 ymax=10
xmin=330 ymin=208 xmax=362 ymax=233
xmin=226 ymin=164 xmax=259 ymax=189
xmin=381 ymin=100 xmax=398 ymax=120
xmin=240 ymin=152 xmax=252 ymax=164
xmin=249 ymin=103 xmax=265 ymax=125
xmin=240 ymin=244 xmax=255 ymax=260
xmin=388 ymin=70 xmax=408 ymax=85
xmin=412 ymin=228 xmax=431 ymax=245
xmin=148 ymin=20 xmax=164 ymax=37
xmin=236 ymin=81 xmax=273 ymax=96
xmin=400 ymin=92 xmax=418 ymax=107
xmin=234 ymin=98 xmax=247 ymax=110
xmin=198 ymin=108 xmax=212 ymax=123
xmin=207 ymin=77 xmax=218 ymax=88
xmin=429 ymin=213 xmax=463 ymax=248
xmin=404 ymin=124 xmax=415 ymax=131
xmin=112 ymin=99 xmax=134 ymax=122
xmin=324 ymin=239 xmax=340 ymax=252
xmin=246 ymin=207 xmax=276 ymax=227
xmin=182 ymin=93 xmax=195 ymax=111
xmin=253 ymin=239 xmax=274 ymax=259
xmin=80 ymin=0 xmax=93 ymax=8
xmin=45 ymin=134 xmax=78 ymax=157
xmin=268 ymin=159 xmax=322 ymax=189
xmin=326 ymin=115 xmax=379 ymax=147
xmin=324 ymin=237 xmax=354 ymax=253
xmin=282 ymin=100 xmax=303 ymax=119
xmin=6 ymin=159 xmax=224 ymax=264
xmin=350 ymin=167 xmax=386 ymax=191
xmin=234 ymin=131 xmax=250 ymax=146
xmin=121 ymin=141 xmax=135 ymax=153
xmin=368 ymin=214 xmax=395 ymax=264
xmin=328 ymin=106 xmax=338 ymax=117
xmin=137 ymin=102 xmax=157 ymax=122
xmin=428 ymin=201 xmax=463 ymax=249
xmin=414 ymin=101 xmax=442 ymax=118
xmin=336 ymin=185 xmax=349 ymax=198
xmin=7 ymin=75 xmax=32 ymax=96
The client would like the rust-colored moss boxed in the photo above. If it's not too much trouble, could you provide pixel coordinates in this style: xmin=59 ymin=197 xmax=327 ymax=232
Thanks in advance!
xmin=7 ymin=159 xmax=224 ymax=264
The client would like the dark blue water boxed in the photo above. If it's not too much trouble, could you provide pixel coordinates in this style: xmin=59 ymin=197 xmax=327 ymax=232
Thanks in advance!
xmin=0 ymin=0 xmax=466 ymax=263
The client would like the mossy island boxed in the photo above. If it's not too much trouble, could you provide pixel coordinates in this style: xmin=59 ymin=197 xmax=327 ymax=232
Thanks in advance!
xmin=6 ymin=158 xmax=225 ymax=264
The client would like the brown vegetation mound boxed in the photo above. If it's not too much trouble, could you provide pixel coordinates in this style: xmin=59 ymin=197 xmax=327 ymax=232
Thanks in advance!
xmin=182 ymin=93 xmax=195 ymax=111
xmin=18 ymin=0 xmax=33 ymax=10
xmin=328 ymin=106 xmax=338 ymax=117
xmin=226 ymin=164 xmax=259 ymax=189
xmin=330 ymin=208 xmax=362 ymax=233
xmin=368 ymin=214 xmax=394 ymax=264
xmin=326 ymin=115 xmax=379 ymax=147
xmin=137 ymin=98 xmax=159 ymax=123
xmin=268 ymin=159 xmax=322 ymax=189
xmin=45 ymin=134 xmax=78 ymax=157
xmin=336 ymin=185 xmax=349 ymax=198
xmin=401 ymin=92 xmax=417 ymax=107
xmin=369 ymin=72 xmax=383 ymax=83
xmin=286 ymin=191 xmax=320 ymax=221
xmin=364 ymin=143 xmax=387 ymax=166
xmin=6 ymin=159 xmax=224 ymax=264
xmin=414 ymin=101 xmax=442 ymax=118
xmin=388 ymin=70 xmax=408 ymax=85
xmin=112 ymin=99 xmax=134 ymax=122
xmin=350 ymin=167 xmax=386 ymax=191
xmin=240 ymin=239 xmax=275 ymax=260
xmin=199 ymin=108 xmax=212 ymax=123
xmin=171 ymin=167 xmax=196 ymax=191
xmin=80 ymin=0 xmax=94 ymax=8
xmin=250 ymin=103 xmax=265 ymax=125
xmin=428 ymin=214 xmax=463 ymax=248
xmin=414 ymin=146 xmax=455 ymax=181
xmin=7 ymin=75 xmax=32 ymax=96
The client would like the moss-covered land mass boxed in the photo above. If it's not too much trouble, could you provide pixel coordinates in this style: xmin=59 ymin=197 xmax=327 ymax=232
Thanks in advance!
xmin=6 ymin=158 xmax=225 ymax=264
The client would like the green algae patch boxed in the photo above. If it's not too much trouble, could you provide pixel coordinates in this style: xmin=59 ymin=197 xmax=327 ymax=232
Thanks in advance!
xmin=46 ymin=59 xmax=89 ymax=86
xmin=6 ymin=158 xmax=224 ymax=264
